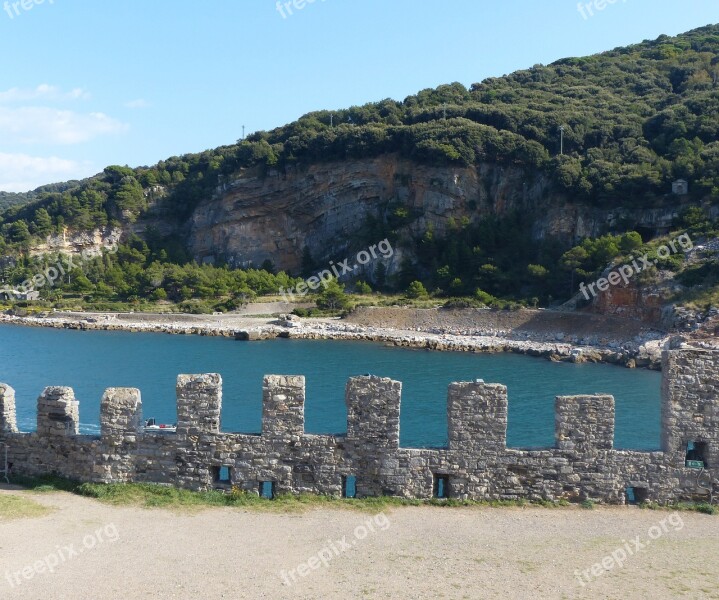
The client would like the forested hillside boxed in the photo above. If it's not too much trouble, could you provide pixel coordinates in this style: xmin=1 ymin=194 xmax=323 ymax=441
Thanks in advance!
xmin=1 ymin=25 xmax=718 ymax=312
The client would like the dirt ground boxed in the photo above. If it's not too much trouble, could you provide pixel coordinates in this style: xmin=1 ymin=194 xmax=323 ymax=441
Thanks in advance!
xmin=344 ymin=306 xmax=660 ymax=340
xmin=54 ymin=304 xmax=658 ymax=341
xmin=1 ymin=488 xmax=718 ymax=600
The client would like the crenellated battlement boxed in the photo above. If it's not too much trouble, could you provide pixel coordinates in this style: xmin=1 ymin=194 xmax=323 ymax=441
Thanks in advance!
xmin=0 ymin=349 xmax=717 ymax=504
xmin=37 ymin=387 xmax=79 ymax=437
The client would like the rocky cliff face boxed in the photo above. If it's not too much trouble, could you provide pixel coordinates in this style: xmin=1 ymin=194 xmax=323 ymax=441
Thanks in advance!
xmin=590 ymin=281 xmax=669 ymax=325
xmin=29 ymin=228 xmax=122 ymax=258
xmin=186 ymin=155 xmax=686 ymax=274
xmin=584 ymin=238 xmax=719 ymax=328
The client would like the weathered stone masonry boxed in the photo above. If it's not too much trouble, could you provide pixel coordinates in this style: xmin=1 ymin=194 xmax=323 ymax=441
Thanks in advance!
xmin=0 ymin=349 xmax=717 ymax=504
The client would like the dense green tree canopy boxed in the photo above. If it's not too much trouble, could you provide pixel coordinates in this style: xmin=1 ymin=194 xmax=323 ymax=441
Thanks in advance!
xmin=1 ymin=26 xmax=719 ymax=309
xmin=2 ymin=25 xmax=719 ymax=240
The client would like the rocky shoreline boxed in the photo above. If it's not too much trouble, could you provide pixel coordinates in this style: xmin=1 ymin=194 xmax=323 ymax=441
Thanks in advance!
xmin=0 ymin=309 xmax=692 ymax=370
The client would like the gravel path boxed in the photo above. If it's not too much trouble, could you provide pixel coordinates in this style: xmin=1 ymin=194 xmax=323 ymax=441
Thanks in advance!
xmin=1 ymin=488 xmax=718 ymax=600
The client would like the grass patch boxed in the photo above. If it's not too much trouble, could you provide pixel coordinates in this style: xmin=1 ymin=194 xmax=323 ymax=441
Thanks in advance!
xmin=10 ymin=476 xmax=577 ymax=512
xmin=9 ymin=476 xmax=718 ymax=514
xmin=74 ymin=485 xmax=580 ymax=512
xmin=0 ymin=494 xmax=50 ymax=521
xmin=639 ymin=501 xmax=719 ymax=515
xmin=10 ymin=475 xmax=81 ymax=493
xmin=677 ymin=285 xmax=719 ymax=311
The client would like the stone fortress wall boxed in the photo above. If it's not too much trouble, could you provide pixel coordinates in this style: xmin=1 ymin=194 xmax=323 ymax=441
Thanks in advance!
xmin=0 ymin=349 xmax=717 ymax=504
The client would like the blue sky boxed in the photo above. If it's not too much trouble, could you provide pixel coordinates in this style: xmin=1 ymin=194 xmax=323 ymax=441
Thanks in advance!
xmin=0 ymin=0 xmax=717 ymax=192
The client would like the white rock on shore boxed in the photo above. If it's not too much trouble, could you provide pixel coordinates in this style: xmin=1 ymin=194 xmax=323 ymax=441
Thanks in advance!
xmin=0 ymin=310 xmax=677 ymax=370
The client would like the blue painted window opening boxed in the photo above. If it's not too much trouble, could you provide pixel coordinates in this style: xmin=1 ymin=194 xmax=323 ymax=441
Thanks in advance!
xmin=434 ymin=475 xmax=450 ymax=499
xmin=260 ymin=481 xmax=275 ymax=499
xmin=343 ymin=475 xmax=357 ymax=498
xmin=626 ymin=486 xmax=648 ymax=505
xmin=685 ymin=441 xmax=708 ymax=468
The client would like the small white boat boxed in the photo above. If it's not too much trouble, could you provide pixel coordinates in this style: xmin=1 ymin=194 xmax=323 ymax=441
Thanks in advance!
xmin=144 ymin=418 xmax=177 ymax=433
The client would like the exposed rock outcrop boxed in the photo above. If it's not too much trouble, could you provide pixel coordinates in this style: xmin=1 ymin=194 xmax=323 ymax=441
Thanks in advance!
xmin=186 ymin=156 xmax=686 ymax=272
xmin=29 ymin=227 xmax=122 ymax=258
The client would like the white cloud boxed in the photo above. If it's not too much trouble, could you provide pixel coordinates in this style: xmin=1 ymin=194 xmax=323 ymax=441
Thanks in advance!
xmin=0 ymin=106 xmax=128 ymax=145
xmin=0 ymin=153 xmax=91 ymax=192
xmin=0 ymin=85 xmax=127 ymax=190
xmin=125 ymin=98 xmax=150 ymax=109
xmin=0 ymin=84 xmax=90 ymax=103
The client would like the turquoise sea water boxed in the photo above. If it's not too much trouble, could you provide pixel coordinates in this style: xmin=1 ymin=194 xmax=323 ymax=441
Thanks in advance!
xmin=0 ymin=324 xmax=662 ymax=449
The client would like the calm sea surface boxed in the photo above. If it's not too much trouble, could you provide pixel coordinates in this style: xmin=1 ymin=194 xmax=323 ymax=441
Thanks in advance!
xmin=0 ymin=324 xmax=662 ymax=449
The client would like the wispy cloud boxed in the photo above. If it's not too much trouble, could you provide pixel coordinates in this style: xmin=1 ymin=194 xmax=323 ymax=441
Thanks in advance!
xmin=0 ymin=153 xmax=90 ymax=193
xmin=0 ymin=106 xmax=128 ymax=145
xmin=0 ymin=84 xmax=90 ymax=103
xmin=124 ymin=98 xmax=150 ymax=109
xmin=0 ymin=84 xmax=126 ymax=191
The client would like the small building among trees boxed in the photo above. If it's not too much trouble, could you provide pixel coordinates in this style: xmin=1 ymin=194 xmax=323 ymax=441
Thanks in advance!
xmin=672 ymin=179 xmax=689 ymax=195
xmin=0 ymin=289 xmax=40 ymax=301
